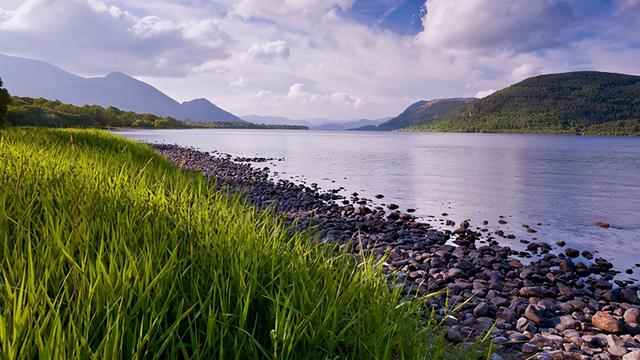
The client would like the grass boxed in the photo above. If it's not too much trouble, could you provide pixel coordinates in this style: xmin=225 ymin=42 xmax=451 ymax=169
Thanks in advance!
xmin=0 ymin=128 xmax=485 ymax=359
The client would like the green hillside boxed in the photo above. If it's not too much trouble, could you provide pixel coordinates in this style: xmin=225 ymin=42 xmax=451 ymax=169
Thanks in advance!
xmin=5 ymin=96 xmax=307 ymax=130
xmin=409 ymin=71 xmax=640 ymax=135
xmin=361 ymin=98 xmax=474 ymax=131
xmin=0 ymin=128 xmax=478 ymax=358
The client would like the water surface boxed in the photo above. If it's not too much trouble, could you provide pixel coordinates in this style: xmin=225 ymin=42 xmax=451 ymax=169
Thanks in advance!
xmin=118 ymin=129 xmax=640 ymax=276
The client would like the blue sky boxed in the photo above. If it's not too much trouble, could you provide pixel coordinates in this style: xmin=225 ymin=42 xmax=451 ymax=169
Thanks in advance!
xmin=346 ymin=0 xmax=425 ymax=35
xmin=1 ymin=0 xmax=639 ymax=120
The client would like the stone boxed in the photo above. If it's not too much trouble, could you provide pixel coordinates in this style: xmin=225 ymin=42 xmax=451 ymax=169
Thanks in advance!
xmin=605 ymin=335 xmax=627 ymax=356
xmin=554 ymin=315 xmax=579 ymax=331
xmin=473 ymin=302 xmax=490 ymax=317
xmin=624 ymin=308 xmax=640 ymax=325
xmin=522 ymin=343 xmax=537 ymax=353
xmin=565 ymin=248 xmax=580 ymax=258
xmin=520 ymin=286 xmax=546 ymax=298
xmin=517 ymin=317 xmax=530 ymax=332
xmin=622 ymin=289 xmax=640 ymax=304
xmin=524 ymin=304 xmax=546 ymax=325
xmin=592 ymin=311 xmax=622 ymax=333
xmin=583 ymin=335 xmax=608 ymax=347
xmin=622 ymin=350 xmax=640 ymax=360
xmin=445 ymin=328 xmax=465 ymax=343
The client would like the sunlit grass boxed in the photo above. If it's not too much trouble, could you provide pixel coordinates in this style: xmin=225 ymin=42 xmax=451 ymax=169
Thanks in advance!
xmin=0 ymin=128 xmax=484 ymax=359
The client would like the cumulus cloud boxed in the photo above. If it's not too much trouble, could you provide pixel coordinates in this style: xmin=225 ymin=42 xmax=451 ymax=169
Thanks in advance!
xmin=233 ymin=0 xmax=355 ymax=23
xmin=511 ymin=64 xmax=544 ymax=81
xmin=247 ymin=40 xmax=290 ymax=60
xmin=0 ymin=0 xmax=231 ymax=76
xmin=1 ymin=0 xmax=639 ymax=120
xmin=419 ymin=0 xmax=575 ymax=53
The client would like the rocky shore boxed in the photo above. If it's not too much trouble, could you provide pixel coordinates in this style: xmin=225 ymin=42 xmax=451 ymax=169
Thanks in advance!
xmin=153 ymin=143 xmax=640 ymax=360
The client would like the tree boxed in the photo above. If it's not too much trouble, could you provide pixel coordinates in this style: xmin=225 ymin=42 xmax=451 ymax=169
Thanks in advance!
xmin=0 ymin=78 xmax=10 ymax=127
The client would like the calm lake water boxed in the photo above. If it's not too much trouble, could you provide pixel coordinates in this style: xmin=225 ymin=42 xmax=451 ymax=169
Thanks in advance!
xmin=118 ymin=129 xmax=640 ymax=277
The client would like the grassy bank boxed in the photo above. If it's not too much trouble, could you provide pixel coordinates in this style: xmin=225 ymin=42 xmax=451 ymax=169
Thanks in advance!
xmin=0 ymin=128 xmax=481 ymax=359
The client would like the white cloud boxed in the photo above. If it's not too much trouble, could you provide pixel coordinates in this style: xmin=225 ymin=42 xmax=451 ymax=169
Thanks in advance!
xmin=419 ymin=0 xmax=575 ymax=53
xmin=475 ymin=89 xmax=497 ymax=98
xmin=229 ymin=76 xmax=248 ymax=87
xmin=2 ymin=0 xmax=639 ymax=120
xmin=247 ymin=40 xmax=290 ymax=60
xmin=233 ymin=0 xmax=355 ymax=23
xmin=0 ymin=0 xmax=231 ymax=76
xmin=512 ymin=64 xmax=544 ymax=81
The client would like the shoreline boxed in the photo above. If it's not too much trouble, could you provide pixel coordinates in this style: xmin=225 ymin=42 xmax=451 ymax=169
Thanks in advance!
xmin=153 ymin=142 xmax=640 ymax=359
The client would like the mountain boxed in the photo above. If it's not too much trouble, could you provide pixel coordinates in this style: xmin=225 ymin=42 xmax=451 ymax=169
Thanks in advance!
xmin=312 ymin=118 xmax=392 ymax=130
xmin=356 ymin=98 xmax=475 ymax=131
xmin=241 ymin=114 xmax=391 ymax=130
xmin=413 ymin=71 xmax=640 ymax=135
xmin=241 ymin=114 xmax=307 ymax=126
xmin=0 ymin=53 xmax=242 ymax=122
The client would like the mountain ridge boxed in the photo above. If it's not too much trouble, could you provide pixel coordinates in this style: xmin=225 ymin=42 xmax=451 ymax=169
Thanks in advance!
xmin=410 ymin=71 xmax=640 ymax=135
xmin=356 ymin=98 xmax=476 ymax=131
xmin=0 ymin=53 xmax=242 ymax=122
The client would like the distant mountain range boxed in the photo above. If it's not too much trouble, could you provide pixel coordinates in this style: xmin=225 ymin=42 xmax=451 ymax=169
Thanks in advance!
xmin=3 ymin=53 xmax=638 ymax=135
xmin=410 ymin=71 xmax=640 ymax=135
xmin=357 ymin=98 xmax=476 ymax=131
xmin=0 ymin=53 xmax=242 ymax=122
xmin=241 ymin=114 xmax=391 ymax=130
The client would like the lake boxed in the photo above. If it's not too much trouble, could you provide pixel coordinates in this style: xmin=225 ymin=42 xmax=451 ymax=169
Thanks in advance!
xmin=118 ymin=129 xmax=640 ymax=277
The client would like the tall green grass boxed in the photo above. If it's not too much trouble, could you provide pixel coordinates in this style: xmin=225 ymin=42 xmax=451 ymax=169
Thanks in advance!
xmin=0 ymin=128 xmax=481 ymax=359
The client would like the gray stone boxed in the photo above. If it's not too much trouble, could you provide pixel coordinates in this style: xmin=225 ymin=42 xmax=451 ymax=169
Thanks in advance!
xmin=445 ymin=328 xmax=465 ymax=343
xmin=624 ymin=308 xmax=640 ymax=325
xmin=554 ymin=315 xmax=579 ymax=331
xmin=606 ymin=335 xmax=627 ymax=356
xmin=474 ymin=302 xmax=490 ymax=317
xmin=623 ymin=350 xmax=640 ymax=360
xmin=525 ymin=304 xmax=546 ymax=325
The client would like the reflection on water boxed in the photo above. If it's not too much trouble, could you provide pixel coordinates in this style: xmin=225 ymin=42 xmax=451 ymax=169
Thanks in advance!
xmin=117 ymin=129 xmax=640 ymax=276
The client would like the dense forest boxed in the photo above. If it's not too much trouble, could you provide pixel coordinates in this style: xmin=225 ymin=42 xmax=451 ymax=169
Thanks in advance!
xmin=371 ymin=98 xmax=474 ymax=131
xmin=409 ymin=72 xmax=640 ymax=135
xmin=4 ymin=96 xmax=307 ymax=130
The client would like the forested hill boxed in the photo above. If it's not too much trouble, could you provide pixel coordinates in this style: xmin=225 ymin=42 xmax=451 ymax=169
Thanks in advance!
xmin=367 ymin=98 xmax=474 ymax=131
xmin=410 ymin=71 xmax=640 ymax=135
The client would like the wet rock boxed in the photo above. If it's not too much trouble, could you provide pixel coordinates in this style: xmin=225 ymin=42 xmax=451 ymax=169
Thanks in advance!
xmin=582 ymin=250 xmax=594 ymax=260
xmin=623 ymin=289 xmax=640 ymax=305
xmin=565 ymin=248 xmax=580 ymax=258
xmin=592 ymin=311 xmax=622 ymax=333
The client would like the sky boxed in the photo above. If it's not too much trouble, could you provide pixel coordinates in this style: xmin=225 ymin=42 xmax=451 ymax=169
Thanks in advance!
xmin=1 ymin=0 xmax=639 ymax=120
